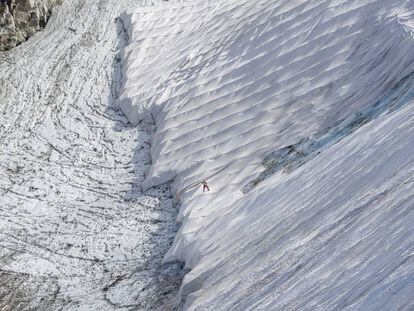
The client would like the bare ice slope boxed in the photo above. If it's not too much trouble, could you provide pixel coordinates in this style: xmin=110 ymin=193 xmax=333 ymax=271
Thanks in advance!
xmin=119 ymin=0 xmax=414 ymax=309
xmin=0 ymin=0 xmax=185 ymax=310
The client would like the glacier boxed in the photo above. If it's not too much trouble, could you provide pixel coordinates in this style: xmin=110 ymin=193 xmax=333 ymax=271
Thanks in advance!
xmin=0 ymin=0 xmax=186 ymax=310
xmin=117 ymin=0 xmax=414 ymax=309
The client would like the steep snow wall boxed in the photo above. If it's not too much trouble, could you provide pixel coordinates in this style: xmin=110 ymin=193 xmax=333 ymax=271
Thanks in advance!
xmin=118 ymin=0 xmax=414 ymax=309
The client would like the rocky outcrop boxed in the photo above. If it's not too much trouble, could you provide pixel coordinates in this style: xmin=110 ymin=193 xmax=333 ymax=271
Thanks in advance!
xmin=0 ymin=0 xmax=62 ymax=51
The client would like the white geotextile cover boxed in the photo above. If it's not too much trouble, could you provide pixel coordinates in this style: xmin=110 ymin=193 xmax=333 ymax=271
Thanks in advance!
xmin=118 ymin=0 xmax=414 ymax=309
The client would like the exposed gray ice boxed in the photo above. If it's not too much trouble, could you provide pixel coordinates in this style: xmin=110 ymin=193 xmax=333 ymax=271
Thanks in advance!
xmin=0 ymin=0 xmax=183 ymax=310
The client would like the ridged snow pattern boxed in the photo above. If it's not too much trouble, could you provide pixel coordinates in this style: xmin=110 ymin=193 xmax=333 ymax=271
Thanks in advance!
xmin=119 ymin=0 xmax=414 ymax=190
xmin=119 ymin=0 xmax=414 ymax=309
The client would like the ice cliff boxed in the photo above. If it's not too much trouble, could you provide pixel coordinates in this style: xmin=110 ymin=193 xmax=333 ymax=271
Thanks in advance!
xmin=116 ymin=0 xmax=414 ymax=309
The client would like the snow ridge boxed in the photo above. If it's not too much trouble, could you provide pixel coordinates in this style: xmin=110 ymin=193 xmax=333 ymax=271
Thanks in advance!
xmin=119 ymin=0 xmax=414 ymax=309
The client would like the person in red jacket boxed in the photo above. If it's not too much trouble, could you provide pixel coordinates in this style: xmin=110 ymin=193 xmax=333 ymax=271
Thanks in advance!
xmin=201 ymin=180 xmax=210 ymax=192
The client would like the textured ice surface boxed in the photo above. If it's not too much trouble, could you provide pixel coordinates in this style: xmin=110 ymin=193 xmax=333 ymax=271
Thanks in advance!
xmin=119 ymin=0 xmax=414 ymax=309
xmin=0 ymin=0 xmax=186 ymax=310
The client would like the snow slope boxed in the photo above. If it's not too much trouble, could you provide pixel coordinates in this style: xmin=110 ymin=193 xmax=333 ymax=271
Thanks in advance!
xmin=118 ymin=0 xmax=414 ymax=309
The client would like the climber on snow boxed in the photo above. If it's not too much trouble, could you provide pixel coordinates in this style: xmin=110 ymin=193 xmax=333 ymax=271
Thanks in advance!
xmin=201 ymin=180 xmax=210 ymax=192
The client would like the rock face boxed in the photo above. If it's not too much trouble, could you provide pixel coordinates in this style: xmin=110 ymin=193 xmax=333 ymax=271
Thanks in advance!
xmin=0 ymin=0 xmax=62 ymax=51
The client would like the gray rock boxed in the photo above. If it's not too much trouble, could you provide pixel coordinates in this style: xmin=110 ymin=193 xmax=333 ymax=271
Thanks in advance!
xmin=0 ymin=0 xmax=62 ymax=51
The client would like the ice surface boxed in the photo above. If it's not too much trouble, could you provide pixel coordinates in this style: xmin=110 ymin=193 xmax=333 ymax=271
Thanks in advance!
xmin=0 ymin=0 xmax=186 ymax=310
xmin=119 ymin=0 xmax=414 ymax=309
